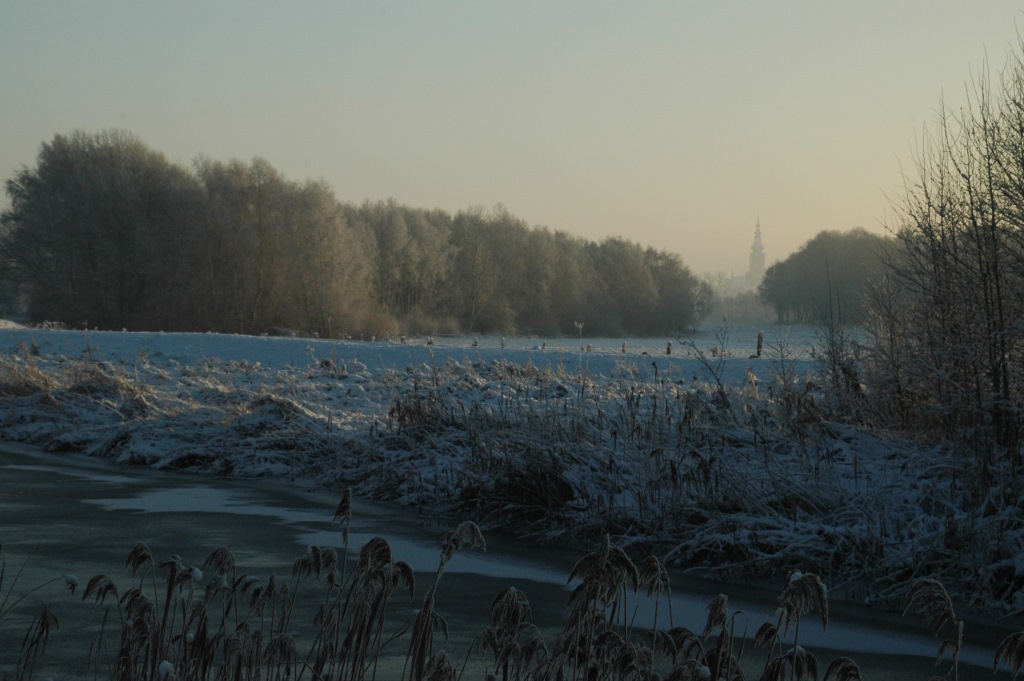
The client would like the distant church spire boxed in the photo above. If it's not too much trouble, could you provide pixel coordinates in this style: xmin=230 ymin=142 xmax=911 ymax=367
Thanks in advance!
xmin=747 ymin=217 xmax=765 ymax=286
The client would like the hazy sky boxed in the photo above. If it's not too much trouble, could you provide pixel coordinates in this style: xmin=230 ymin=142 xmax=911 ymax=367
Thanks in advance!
xmin=2 ymin=2 xmax=1023 ymax=275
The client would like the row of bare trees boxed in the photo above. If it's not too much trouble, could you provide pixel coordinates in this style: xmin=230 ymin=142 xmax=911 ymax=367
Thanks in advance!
xmin=864 ymin=47 xmax=1024 ymax=458
xmin=0 ymin=130 xmax=711 ymax=337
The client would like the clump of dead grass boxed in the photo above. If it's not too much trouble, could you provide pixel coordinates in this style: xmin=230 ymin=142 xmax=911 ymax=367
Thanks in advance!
xmin=0 ymin=343 xmax=51 ymax=397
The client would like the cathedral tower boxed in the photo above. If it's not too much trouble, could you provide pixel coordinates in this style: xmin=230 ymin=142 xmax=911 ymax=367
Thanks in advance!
xmin=747 ymin=217 xmax=765 ymax=287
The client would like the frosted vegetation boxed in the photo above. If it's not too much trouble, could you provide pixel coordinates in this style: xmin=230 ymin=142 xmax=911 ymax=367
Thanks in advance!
xmin=0 ymin=325 xmax=1022 ymax=679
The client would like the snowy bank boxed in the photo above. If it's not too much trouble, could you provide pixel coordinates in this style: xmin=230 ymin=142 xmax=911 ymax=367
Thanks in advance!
xmin=0 ymin=326 xmax=1019 ymax=622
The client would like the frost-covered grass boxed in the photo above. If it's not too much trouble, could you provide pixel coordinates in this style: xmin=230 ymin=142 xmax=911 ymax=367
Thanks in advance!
xmin=0 ymin=326 xmax=1021 ymax=624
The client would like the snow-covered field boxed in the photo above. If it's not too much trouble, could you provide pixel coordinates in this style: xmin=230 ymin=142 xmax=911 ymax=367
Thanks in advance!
xmin=0 ymin=324 xmax=1019 ymax=626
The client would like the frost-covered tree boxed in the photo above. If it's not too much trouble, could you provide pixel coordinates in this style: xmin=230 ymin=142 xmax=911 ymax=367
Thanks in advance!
xmin=193 ymin=157 xmax=294 ymax=333
xmin=194 ymin=159 xmax=378 ymax=337
xmin=868 ymin=45 xmax=1024 ymax=457
xmin=2 ymin=131 xmax=711 ymax=338
xmin=757 ymin=228 xmax=890 ymax=324
xmin=0 ymin=130 xmax=202 ymax=329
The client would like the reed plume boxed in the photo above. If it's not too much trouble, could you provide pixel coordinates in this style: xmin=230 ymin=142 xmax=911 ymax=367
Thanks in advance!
xmin=822 ymin=656 xmax=861 ymax=681
xmin=904 ymin=578 xmax=962 ymax=680
xmin=996 ymin=631 xmax=1024 ymax=679
xmin=407 ymin=521 xmax=485 ymax=681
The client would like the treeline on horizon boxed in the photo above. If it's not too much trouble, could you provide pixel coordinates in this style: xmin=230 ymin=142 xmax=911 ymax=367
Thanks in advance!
xmin=756 ymin=227 xmax=892 ymax=325
xmin=0 ymin=130 xmax=718 ymax=338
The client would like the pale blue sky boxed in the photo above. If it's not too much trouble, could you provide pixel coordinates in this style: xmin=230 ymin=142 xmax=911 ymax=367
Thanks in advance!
xmin=2 ymin=1 xmax=1022 ymax=275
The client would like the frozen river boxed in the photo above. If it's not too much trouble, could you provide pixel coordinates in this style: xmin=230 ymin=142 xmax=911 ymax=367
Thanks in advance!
xmin=0 ymin=443 xmax=1009 ymax=679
